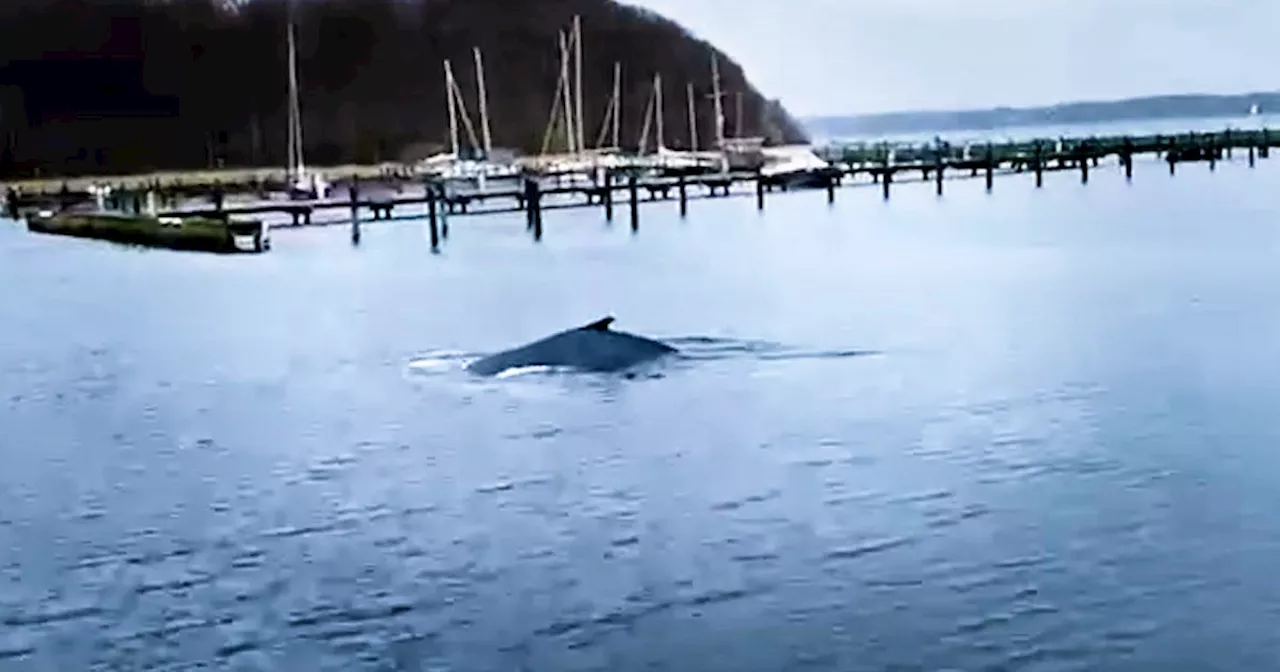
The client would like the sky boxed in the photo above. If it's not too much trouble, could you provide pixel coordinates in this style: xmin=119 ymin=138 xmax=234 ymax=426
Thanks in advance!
xmin=622 ymin=0 xmax=1280 ymax=117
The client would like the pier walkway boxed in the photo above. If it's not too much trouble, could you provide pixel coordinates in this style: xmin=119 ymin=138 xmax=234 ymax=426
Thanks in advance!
xmin=5 ymin=127 xmax=1276 ymax=251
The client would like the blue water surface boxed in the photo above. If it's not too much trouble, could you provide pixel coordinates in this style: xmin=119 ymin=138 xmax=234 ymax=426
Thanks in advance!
xmin=3 ymin=147 xmax=1280 ymax=670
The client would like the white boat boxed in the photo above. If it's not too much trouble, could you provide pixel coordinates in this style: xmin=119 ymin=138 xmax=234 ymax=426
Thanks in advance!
xmin=418 ymin=151 xmax=520 ymax=181
xmin=287 ymin=173 xmax=330 ymax=200
xmin=758 ymin=145 xmax=833 ymax=189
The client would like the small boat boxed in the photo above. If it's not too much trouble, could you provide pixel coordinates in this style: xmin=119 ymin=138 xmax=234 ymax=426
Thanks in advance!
xmin=286 ymin=173 xmax=330 ymax=200
xmin=758 ymin=145 xmax=834 ymax=190
xmin=651 ymin=146 xmax=722 ymax=177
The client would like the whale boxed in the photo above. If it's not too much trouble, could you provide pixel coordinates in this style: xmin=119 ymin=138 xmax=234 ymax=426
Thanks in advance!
xmin=466 ymin=316 xmax=678 ymax=376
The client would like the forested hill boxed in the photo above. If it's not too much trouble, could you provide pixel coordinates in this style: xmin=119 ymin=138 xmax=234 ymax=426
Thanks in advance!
xmin=0 ymin=0 xmax=809 ymax=177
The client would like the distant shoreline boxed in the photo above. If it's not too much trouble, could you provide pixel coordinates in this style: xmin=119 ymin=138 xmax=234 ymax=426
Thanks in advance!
xmin=803 ymin=91 xmax=1278 ymax=138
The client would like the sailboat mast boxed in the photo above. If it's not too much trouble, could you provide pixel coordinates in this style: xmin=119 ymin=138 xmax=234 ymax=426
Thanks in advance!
xmin=612 ymin=62 xmax=621 ymax=149
xmin=573 ymin=15 xmax=585 ymax=157
xmin=286 ymin=16 xmax=302 ymax=177
xmin=637 ymin=84 xmax=654 ymax=153
xmin=558 ymin=30 xmax=575 ymax=154
xmin=735 ymin=91 xmax=743 ymax=139
xmin=286 ymin=23 xmax=294 ymax=175
xmin=444 ymin=59 xmax=460 ymax=156
xmin=686 ymin=82 xmax=698 ymax=151
xmin=711 ymin=53 xmax=725 ymax=149
xmin=654 ymin=73 xmax=664 ymax=151
xmin=473 ymin=47 xmax=493 ymax=155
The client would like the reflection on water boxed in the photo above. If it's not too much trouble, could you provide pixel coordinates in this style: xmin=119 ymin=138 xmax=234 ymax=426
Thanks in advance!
xmin=4 ymin=148 xmax=1280 ymax=670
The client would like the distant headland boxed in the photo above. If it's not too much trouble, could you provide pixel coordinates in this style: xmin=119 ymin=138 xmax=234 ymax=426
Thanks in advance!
xmin=803 ymin=92 xmax=1277 ymax=138
xmin=0 ymin=0 xmax=809 ymax=178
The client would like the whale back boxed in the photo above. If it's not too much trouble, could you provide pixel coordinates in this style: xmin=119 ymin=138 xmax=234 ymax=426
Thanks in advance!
xmin=467 ymin=317 xmax=675 ymax=376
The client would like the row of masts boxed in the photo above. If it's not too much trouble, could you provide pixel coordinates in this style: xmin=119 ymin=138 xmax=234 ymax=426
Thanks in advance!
xmin=285 ymin=11 xmax=754 ymax=181
xmin=538 ymin=15 xmax=745 ymax=158
xmin=442 ymin=48 xmax=494 ymax=158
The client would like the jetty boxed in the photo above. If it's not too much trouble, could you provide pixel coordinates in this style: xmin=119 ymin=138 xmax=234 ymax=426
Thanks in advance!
xmin=5 ymin=126 xmax=1275 ymax=253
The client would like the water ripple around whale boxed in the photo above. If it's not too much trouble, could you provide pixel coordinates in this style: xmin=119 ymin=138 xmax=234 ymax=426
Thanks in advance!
xmin=664 ymin=335 xmax=880 ymax=363
xmin=404 ymin=336 xmax=879 ymax=379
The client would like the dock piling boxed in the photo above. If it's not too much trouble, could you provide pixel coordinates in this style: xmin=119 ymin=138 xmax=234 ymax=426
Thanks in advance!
xmin=531 ymin=180 xmax=544 ymax=241
xmin=934 ymin=152 xmax=944 ymax=196
xmin=882 ymin=167 xmax=892 ymax=200
xmin=984 ymin=144 xmax=994 ymax=192
xmin=1033 ymin=143 xmax=1044 ymax=188
xmin=756 ymin=174 xmax=766 ymax=211
xmin=627 ymin=174 xmax=639 ymax=233
xmin=427 ymin=183 xmax=440 ymax=251
xmin=1122 ymin=138 xmax=1133 ymax=181
xmin=440 ymin=194 xmax=449 ymax=239
xmin=603 ymin=170 xmax=614 ymax=222
xmin=523 ymin=178 xmax=535 ymax=231
xmin=678 ymin=173 xmax=688 ymax=217
xmin=349 ymin=179 xmax=360 ymax=245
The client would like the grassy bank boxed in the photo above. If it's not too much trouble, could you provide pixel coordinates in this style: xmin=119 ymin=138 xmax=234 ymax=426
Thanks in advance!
xmin=2 ymin=163 xmax=402 ymax=195
xmin=26 ymin=211 xmax=267 ymax=254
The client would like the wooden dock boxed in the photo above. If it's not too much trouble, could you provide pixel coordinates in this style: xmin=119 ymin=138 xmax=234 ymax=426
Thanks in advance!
xmin=6 ymin=127 xmax=1276 ymax=252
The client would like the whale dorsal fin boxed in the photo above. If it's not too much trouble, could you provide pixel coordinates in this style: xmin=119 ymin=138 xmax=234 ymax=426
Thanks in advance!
xmin=581 ymin=316 xmax=615 ymax=332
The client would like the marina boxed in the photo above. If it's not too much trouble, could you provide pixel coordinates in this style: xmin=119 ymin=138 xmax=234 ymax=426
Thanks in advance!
xmin=6 ymin=126 xmax=1278 ymax=253
xmin=6 ymin=8 xmax=1272 ymax=256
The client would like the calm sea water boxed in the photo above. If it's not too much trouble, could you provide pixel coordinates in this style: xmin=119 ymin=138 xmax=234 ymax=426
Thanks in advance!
xmin=4 ymin=136 xmax=1280 ymax=671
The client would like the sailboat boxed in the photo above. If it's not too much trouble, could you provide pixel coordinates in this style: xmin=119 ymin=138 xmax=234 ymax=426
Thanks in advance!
xmin=285 ymin=14 xmax=330 ymax=200
xmin=703 ymin=54 xmax=829 ymax=189
xmin=531 ymin=15 xmax=654 ymax=180
xmin=417 ymin=49 xmax=519 ymax=185
xmin=638 ymin=73 xmax=718 ymax=177
xmin=530 ymin=17 xmax=599 ymax=177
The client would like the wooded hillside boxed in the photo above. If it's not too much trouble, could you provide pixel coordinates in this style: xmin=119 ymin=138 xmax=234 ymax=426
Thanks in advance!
xmin=0 ymin=0 xmax=809 ymax=177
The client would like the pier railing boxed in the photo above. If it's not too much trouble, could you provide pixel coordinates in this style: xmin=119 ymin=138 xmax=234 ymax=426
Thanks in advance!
xmin=817 ymin=128 xmax=1275 ymax=165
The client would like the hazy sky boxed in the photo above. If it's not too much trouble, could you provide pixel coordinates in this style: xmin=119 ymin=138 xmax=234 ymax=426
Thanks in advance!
xmin=623 ymin=0 xmax=1280 ymax=116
